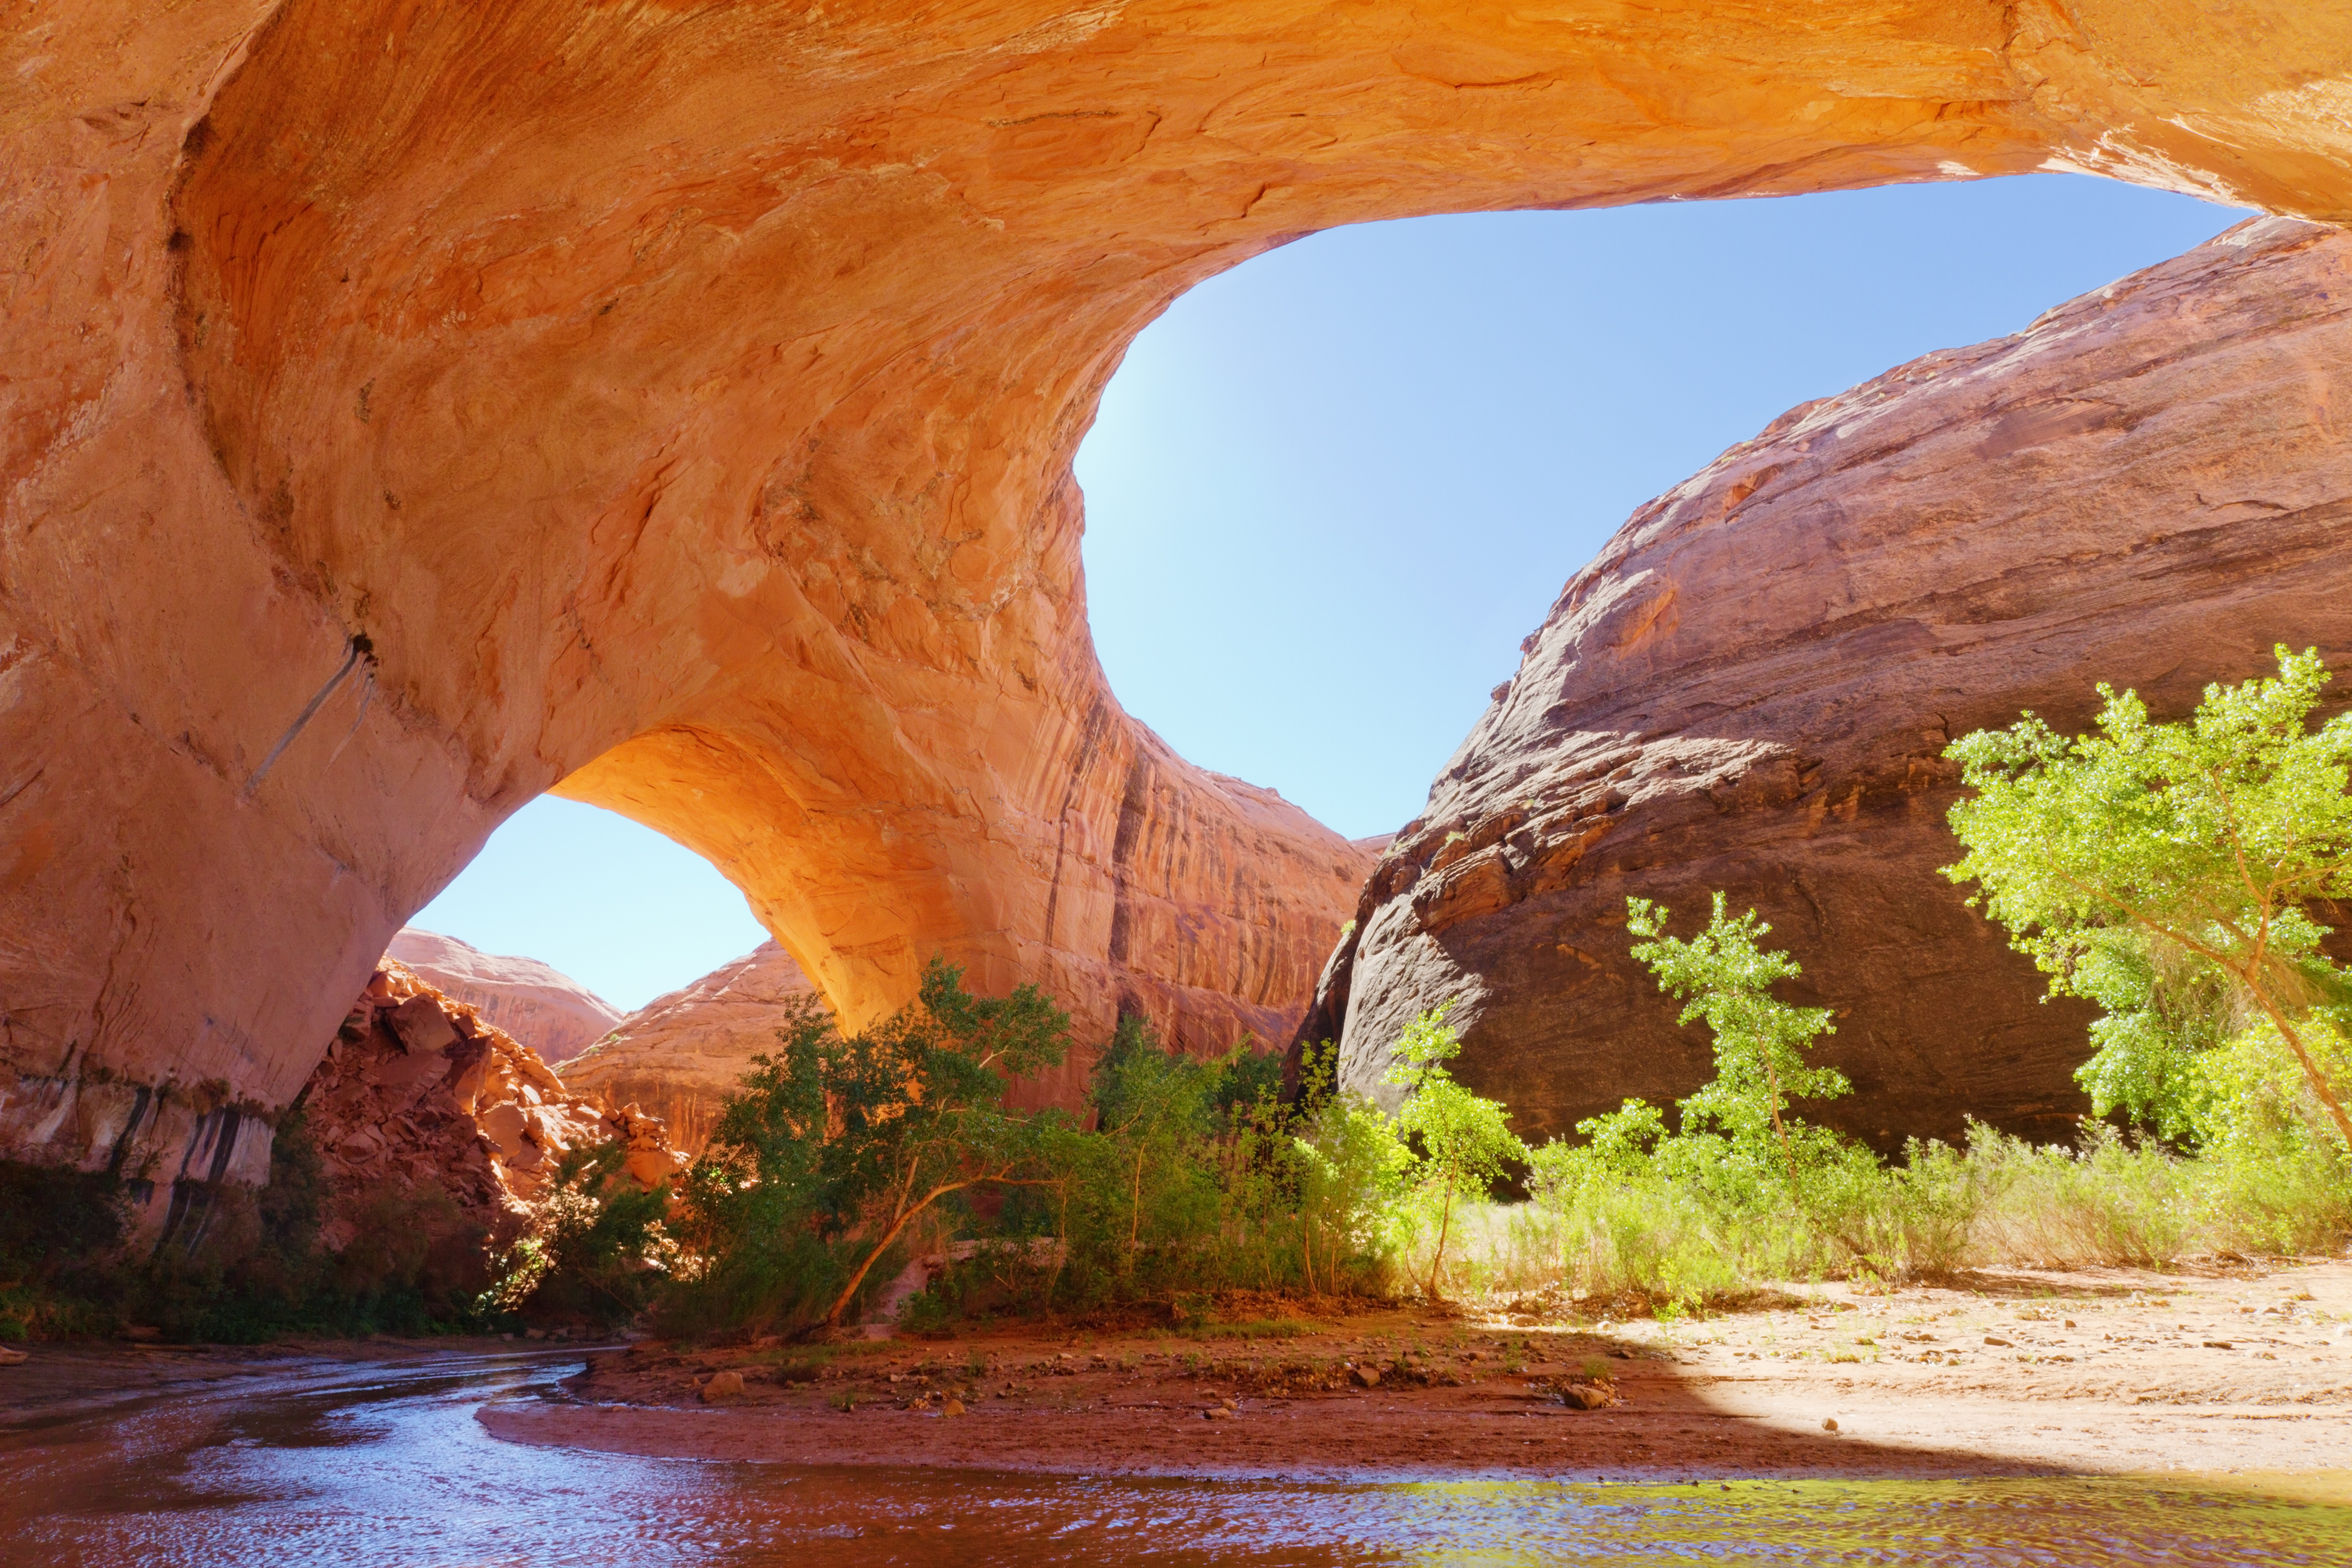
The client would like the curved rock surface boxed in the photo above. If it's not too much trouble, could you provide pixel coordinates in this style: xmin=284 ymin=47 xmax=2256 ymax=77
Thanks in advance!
xmin=4 ymin=1 xmax=2348 ymax=1168
xmin=383 ymin=929 xmax=622 ymax=1067
xmin=1303 ymin=218 xmax=2352 ymax=1149
xmin=561 ymin=942 xmax=821 ymax=1154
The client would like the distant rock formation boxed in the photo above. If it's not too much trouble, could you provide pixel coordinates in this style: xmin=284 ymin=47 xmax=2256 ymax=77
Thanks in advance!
xmin=561 ymin=943 xmax=822 ymax=1154
xmin=384 ymin=929 xmax=622 ymax=1066
xmin=1301 ymin=219 xmax=2352 ymax=1152
xmin=301 ymin=962 xmax=685 ymax=1258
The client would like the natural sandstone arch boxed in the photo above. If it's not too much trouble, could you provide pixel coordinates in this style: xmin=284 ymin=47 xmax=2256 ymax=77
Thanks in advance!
xmin=2 ymin=1 xmax=2348 ymax=1184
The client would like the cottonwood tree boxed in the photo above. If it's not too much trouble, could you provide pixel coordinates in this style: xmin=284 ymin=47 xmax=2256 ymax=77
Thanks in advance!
xmin=1083 ymin=1014 xmax=1220 ymax=1279
xmin=1944 ymin=647 xmax=2352 ymax=1150
xmin=681 ymin=961 xmax=1073 ymax=1331
xmin=812 ymin=961 xmax=1073 ymax=1326
xmin=1624 ymin=893 xmax=1852 ymax=1192
xmin=1384 ymin=1004 xmax=1523 ymax=1299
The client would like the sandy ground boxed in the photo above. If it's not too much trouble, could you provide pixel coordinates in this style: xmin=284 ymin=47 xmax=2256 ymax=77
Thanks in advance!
xmin=479 ymin=1258 xmax=2352 ymax=1481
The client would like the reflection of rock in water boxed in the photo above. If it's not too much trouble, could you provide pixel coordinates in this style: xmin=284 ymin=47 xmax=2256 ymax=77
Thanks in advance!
xmin=303 ymin=962 xmax=684 ymax=1253
xmin=1 ymin=1348 xmax=2342 ymax=1563
xmin=560 ymin=941 xmax=822 ymax=1155
xmin=382 ymin=928 xmax=622 ymax=1065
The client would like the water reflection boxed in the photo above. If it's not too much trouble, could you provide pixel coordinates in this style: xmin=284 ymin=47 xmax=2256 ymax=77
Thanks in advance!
xmin=1 ymin=1354 xmax=2344 ymax=1566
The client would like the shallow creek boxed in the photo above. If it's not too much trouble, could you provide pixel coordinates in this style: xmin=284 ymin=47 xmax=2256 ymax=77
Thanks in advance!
xmin=2 ymin=1351 xmax=2345 ymax=1566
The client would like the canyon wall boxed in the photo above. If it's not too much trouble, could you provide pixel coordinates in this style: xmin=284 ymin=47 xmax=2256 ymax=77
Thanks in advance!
xmin=384 ymin=929 xmax=622 ymax=1067
xmin=560 ymin=943 xmax=822 ymax=1155
xmin=4 ymin=1 xmax=2349 ymax=1175
xmin=1302 ymin=219 xmax=2352 ymax=1149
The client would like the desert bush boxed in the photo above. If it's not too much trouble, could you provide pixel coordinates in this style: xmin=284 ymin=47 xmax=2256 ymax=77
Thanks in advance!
xmin=482 ymin=1140 xmax=673 ymax=1328
xmin=1383 ymin=1005 xmax=1524 ymax=1298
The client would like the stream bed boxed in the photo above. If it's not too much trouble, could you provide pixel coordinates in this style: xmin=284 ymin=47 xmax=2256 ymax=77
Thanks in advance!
xmin=3 ymin=1351 xmax=2346 ymax=1566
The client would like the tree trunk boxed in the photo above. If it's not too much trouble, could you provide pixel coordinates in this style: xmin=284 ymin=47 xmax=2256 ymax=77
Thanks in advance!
xmin=2252 ymin=988 xmax=2352 ymax=1151
xmin=824 ymin=1179 xmax=968 ymax=1327
xmin=1425 ymin=1169 xmax=1455 ymax=1301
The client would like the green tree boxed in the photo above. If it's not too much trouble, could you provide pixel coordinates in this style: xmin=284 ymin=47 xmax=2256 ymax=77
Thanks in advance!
xmin=1943 ymin=647 xmax=2352 ymax=1150
xmin=1625 ymin=892 xmax=1849 ymax=1185
xmin=1383 ymin=1004 xmax=1524 ymax=1299
xmin=811 ymin=959 xmax=1073 ymax=1325
xmin=1085 ymin=1014 xmax=1218 ymax=1279
xmin=674 ymin=961 xmax=1073 ymax=1333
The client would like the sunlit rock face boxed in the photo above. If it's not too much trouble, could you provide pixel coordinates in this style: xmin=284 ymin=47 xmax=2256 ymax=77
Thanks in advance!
xmin=1303 ymin=220 xmax=2352 ymax=1150
xmin=3 ymin=0 xmax=2348 ymax=1170
xmin=301 ymin=962 xmax=684 ymax=1258
xmin=560 ymin=942 xmax=822 ymax=1155
xmin=384 ymin=930 xmax=621 ymax=1067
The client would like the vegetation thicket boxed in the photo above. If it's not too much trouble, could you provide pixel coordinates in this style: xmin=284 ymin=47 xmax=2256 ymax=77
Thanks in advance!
xmin=7 ymin=650 xmax=2348 ymax=1343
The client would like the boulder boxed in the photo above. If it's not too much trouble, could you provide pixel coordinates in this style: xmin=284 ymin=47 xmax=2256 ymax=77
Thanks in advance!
xmin=701 ymin=1370 xmax=746 ymax=1403
xmin=298 ymin=963 xmax=688 ymax=1255
xmin=384 ymin=930 xmax=622 ymax=1066
xmin=1302 ymin=220 xmax=2352 ymax=1150
xmin=3 ymin=0 xmax=2347 ymax=1168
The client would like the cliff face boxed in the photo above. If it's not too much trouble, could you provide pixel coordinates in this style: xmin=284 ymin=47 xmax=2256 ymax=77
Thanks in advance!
xmin=1302 ymin=220 xmax=2352 ymax=1149
xmin=383 ymin=930 xmax=621 ymax=1067
xmin=560 ymin=943 xmax=821 ymax=1155
xmin=4 ymin=0 xmax=2348 ymax=1173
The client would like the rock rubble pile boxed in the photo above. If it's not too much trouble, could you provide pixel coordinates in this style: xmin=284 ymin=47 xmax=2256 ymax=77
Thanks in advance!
xmin=302 ymin=962 xmax=685 ymax=1251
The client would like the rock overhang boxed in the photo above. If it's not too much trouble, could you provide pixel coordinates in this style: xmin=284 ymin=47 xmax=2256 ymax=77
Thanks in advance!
xmin=2 ymin=0 xmax=2347 ymax=1174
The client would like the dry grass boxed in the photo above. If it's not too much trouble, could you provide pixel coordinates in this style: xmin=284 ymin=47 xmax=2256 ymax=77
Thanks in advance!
xmin=1397 ymin=1126 xmax=2350 ymax=1313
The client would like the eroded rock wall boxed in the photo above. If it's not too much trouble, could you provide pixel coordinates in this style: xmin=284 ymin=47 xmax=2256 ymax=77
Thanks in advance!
xmin=1303 ymin=219 xmax=2352 ymax=1149
xmin=560 ymin=942 xmax=821 ymax=1155
xmin=384 ymin=929 xmax=622 ymax=1067
xmin=4 ymin=1 xmax=2348 ymax=1165
xmin=302 ymin=961 xmax=685 ymax=1255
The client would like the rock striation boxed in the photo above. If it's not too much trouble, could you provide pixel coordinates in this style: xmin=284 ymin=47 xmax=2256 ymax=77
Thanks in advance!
xmin=384 ymin=929 xmax=622 ymax=1067
xmin=560 ymin=942 xmax=822 ymax=1154
xmin=4 ymin=1 xmax=2348 ymax=1168
xmin=300 ymin=961 xmax=685 ymax=1255
xmin=1302 ymin=219 xmax=2352 ymax=1150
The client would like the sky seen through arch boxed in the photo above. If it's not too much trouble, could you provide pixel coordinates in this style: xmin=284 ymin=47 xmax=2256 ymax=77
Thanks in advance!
xmin=415 ymin=174 xmax=2247 ymax=1010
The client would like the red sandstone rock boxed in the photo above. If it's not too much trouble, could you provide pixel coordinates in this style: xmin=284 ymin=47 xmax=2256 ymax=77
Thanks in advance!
xmin=299 ymin=962 xmax=685 ymax=1255
xmin=385 ymin=929 xmax=622 ymax=1067
xmin=559 ymin=942 xmax=820 ymax=1154
xmin=1301 ymin=220 xmax=2352 ymax=1149
xmin=2 ymin=2 xmax=2347 ymax=1171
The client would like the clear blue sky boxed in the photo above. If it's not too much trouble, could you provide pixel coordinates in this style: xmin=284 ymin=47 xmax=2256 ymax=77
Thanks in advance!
xmin=414 ymin=174 xmax=2245 ymax=1010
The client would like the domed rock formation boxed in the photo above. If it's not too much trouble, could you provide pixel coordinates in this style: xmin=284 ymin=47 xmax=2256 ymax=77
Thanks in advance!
xmin=561 ymin=942 xmax=822 ymax=1155
xmin=1299 ymin=218 xmax=2352 ymax=1150
xmin=384 ymin=929 xmax=622 ymax=1067
xmin=3 ymin=1 xmax=2348 ymax=1176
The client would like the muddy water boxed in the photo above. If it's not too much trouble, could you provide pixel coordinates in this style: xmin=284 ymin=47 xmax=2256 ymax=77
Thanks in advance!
xmin=2 ymin=1353 xmax=2346 ymax=1566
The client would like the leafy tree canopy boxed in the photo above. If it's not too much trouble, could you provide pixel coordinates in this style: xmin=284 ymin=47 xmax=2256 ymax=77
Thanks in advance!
xmin=1384 ymin=1003 xmax=1524 ymax=1297
xmin=1943 ymin=646 xmax=2352 ymax=1151
xmin=1625 ymin=892 xmax=1849 ymax=1183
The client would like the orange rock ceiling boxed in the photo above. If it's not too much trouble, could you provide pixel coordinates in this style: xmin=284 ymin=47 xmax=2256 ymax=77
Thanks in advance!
xmin=3 ymin=1 xmax=2348 ymax=1168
